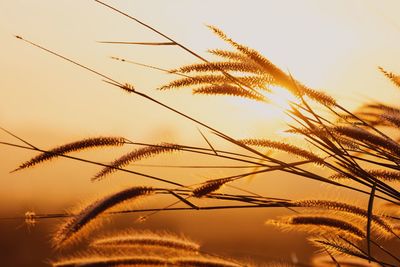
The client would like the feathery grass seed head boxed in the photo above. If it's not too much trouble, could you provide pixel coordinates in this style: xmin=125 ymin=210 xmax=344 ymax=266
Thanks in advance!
xmin=93 ymin=143 xmax=180 ymax=181
xmin=53 ymin=186 xmax=154 ymax=248
xmin=334 ymin=126 xmax=400 ymax=156
xmin=379 ymin=66 xmax=400 ymax=88
xmin=309 ymin=237 xmax=367 ymax=259
xmin=15 ymin=136 xmax=125 ymax=171
xmin=91 ymin=230 xmax=200 ymax=252
xmin=241 ymin=138 xmax=324 ymax=165
xmin=52 ymin=255 xmax=168 ymax=267
xmin=267 ymin=215 xmax=366 ymax=239
xmin=293 ymin=200 xmax=395 ymax=237
xmin=172 ymin=256 xmax=242 ymax=267
xmin=193 ymin=84 xmax=267 ymax=102
xmin=192 ymin=177 xmax=234 ymax=198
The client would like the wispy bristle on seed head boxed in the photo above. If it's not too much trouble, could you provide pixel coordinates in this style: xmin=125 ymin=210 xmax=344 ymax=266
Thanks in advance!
xmin=120 ymin=83 xmax=135 ymax=93
xmin=381 ymin=112 xmax=400 ymax=128
xmin=379 ymin=66 xmax=400 ymax=88
xmin=299 ymin=86 xmax=336 ymax=107
xmin=160 ymin=74 xmax=272 ymax=91
xmin=172 ymin=256 xmax=242 ymax=267
xmin=331 ymin=169 xmax=400 ymax=183
xmin=293 ymin=200 xmax=395 ymax=238
xmin=207 ymin=25 xmax=337 ymax=107
xmin=52 ymin=255 xmax=168 ymax=267
xmin=53 ymin=256 xmax=244 ymax=267
xmin=91 ymin=230 xmax=200 ymax=252
xmin=170 ymin=61 xmax=263 ymax=75
xmin=267 ymin=215 xmax=366 ymax=240
xmin=334 ymin=126 xmax=400 ymax=156
xmin=192 ymin=177 xmax=234 ymax=198
xmin=93 ymin=143 xmax=180 ymax=181
xmin=375 ymin=168 xmax=400 ymax=183
xmin=309 ymin=237 xmax=367 ymax=259
xmin=14 ymin=136 xmax=125 ymax=172
xmin=312 ymin=256 xmax=379 ymax=267
xmin=207 ymin=25 xmax=289 ymax=85
xmin=287 ymin=127 xmax=360 ymax=150
xmin=207 ymin=49 xmax=251 ymax=62
xmin=53 ymin=186 xmax=154 ymax=248
xmin=241 ymin=138 xmax=324 ymax=165
xmin=365 ymin=103 xmax=400 ymax=114
xmin=193 ymin=84 xmax=267 ymax=102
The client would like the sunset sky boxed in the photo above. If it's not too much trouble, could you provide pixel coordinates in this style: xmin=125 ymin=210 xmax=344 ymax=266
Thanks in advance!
xmin=1 ymin=0 xmax=399 ymax=133
xmin=0 ymin=0 xmax=399 ymax=206
xmin=1 ymin=1 xmax=400 ymax=266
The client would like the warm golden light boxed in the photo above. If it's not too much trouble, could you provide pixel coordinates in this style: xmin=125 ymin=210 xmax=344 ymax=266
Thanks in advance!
xmin=1 ymin=1 xmax=400 ymax=266
xmin=266 ymin=86 xmax=301 ymax=117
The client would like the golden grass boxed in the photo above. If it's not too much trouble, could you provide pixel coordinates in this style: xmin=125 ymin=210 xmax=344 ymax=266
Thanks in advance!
xmin=3 ymin=2 xmax=400 ymax=266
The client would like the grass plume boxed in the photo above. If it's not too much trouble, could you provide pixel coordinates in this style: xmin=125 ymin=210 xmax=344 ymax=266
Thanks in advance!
xmin=192 ymin=177 xmax=234 ymax=198
xmin=192 ymin=84 xmax=267 ymax=102
xmin=334 ymin=126 xmax=400 ymax=156
xmin=14 ymin=136 xmax=125 ymax=172
xmin=91 ymin=230 xmax=200 ymax=252
xmin=160 ymin=74 xmax=273 ymax=90
xmin=379 ymin=66 xmax=400 ymax=88
xmin=170 ymin=61 xmax=263 ymax=75
xmin=267 ymin=215 xmax=366 ymax=240
xmin=52 ymin=256 xmax=168 ymax=267
xmin=93 ymin=143 xmax=180 ymax=181
xmin=53 ymin=186 xmax=154 ymax=248
xmin=293 ymin=200 xmax=395 ymax=238
xmin=330 ymin=170 xmax=400 ymax=183
xmin=241 ymin=138 xmax=324 ymax=164
xmin=309 ymin=237 xmax=367 ymax=259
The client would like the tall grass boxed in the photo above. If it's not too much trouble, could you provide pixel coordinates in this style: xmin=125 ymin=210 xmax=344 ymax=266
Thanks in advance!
xmin=2 ymin=1 xmax=400 ymax=266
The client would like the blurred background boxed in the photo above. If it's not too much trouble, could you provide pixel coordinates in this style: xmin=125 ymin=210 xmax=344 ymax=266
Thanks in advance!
xmin=0 ymin=0 xmax=399 ymax=266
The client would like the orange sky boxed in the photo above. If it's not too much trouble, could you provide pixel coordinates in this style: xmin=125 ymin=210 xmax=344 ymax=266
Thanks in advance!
xmin=0 ymin=0 xmax=400 ymax=209
xmin=1 ymin=3 xmax=400 ymax=266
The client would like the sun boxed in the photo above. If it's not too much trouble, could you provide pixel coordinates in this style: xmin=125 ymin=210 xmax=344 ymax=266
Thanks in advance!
xmin=242 ymin=86 xmax=300 ymax=124
xmin=267 ymin=86 xmax=300 ymax=111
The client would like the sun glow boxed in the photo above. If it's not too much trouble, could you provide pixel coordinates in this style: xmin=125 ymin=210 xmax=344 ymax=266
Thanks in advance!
xmin=245 ymin=86 xmax=300 ymax=124
xmin=267 ymin=86 xmax=300 ymax=111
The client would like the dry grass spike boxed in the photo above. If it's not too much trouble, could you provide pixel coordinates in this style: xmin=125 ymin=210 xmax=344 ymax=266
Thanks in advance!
xmin=53 ymin=186 xmax=154 ymax=248
xmin=293 ymin=199 xmax=395 ymax=238
xmin=51 ymin=255 xmax=168 ymax=267
xmin=193 ymin=84 xmax=267 ymax=102
xmin=91 ymin=230 xmax=200 ymax=252
xmin=93 ymin=143 xmax=180 ymax=181
xmin=379 ymin=66 xmax=400 ymax=88
xmin=267 ymin=215 xmax=366 ymax=240
xmin=14 ymin=136 xmax=125 ymax=172
xmin=241 ymin=138 xmax=324 ymax=165
xmin=192 ymin=177 xmax=234 ymax=198
xmin=309 ymin=237 xmax=367 ymax=259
